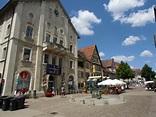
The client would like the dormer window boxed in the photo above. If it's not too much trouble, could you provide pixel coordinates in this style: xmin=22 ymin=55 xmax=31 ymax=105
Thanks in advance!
xmin=54 ymin=9 xmax=59 ymax=17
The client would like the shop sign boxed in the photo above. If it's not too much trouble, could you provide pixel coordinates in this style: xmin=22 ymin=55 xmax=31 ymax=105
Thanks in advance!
xmin=46 ymin=64 xmax=61 ymax=75
xmin=20 ymin=71 xmax=28 ymax=79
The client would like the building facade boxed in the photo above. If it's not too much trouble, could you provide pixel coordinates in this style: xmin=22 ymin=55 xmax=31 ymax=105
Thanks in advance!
xmin=78 ymin=45 xmax=103 ymax=90
xmin=0 ymin=0 xmax=79 ymax=96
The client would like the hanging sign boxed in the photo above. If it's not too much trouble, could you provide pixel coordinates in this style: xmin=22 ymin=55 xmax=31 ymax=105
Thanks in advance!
xmin=20 ymin=71 xmax=28 ymax=79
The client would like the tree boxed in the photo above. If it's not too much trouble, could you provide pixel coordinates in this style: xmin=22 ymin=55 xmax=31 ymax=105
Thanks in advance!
xmin=116 ymin=61 xmax=134 ymax=80
xmin=141 ymin=64 xmax=155 ymax=81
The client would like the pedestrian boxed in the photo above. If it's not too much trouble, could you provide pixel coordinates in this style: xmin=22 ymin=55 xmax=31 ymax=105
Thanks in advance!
xmin=52 ymin=87 xmax=55 ymax=96
xmin=61 ymin=86 xmax=65 ymax=97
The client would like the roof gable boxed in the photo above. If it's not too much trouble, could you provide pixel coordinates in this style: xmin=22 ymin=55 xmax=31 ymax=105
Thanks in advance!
xmin=102 ymin=59 xmax=114 ymax=68
xmin=79 ymin=45 xmax=96 ymax=60
xmin=79 ymin=44 xmax=102 ymax=65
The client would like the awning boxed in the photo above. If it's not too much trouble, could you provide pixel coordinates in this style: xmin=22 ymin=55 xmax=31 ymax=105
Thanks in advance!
xmin=87 ymin=76 xmax=102 ymax=82
xmin=88 ymin=76 xmax=102 ymax=79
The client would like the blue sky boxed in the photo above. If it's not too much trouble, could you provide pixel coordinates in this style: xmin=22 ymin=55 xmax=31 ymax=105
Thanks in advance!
xmin=1 ymin=0 xmax=156 ymax=71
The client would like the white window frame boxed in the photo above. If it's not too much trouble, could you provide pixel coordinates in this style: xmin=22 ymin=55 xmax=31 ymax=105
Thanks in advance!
xmin=69 ymin=59 xmax=74 ymax=69
xmin=45 ymin=33 xmax=51 ymax=42
xmin=22 ymin=47 xmax=32 ymax=61
xmin=25 ymin=25 xmax=33 ymax=39
xmin=6 ymin=24 xmax=11 ymax=37
xmin=43 ymin=54 xmax=49 ymax=63
xmin=53 ymin=37 xmax=57 ymax=44
xmin=2 ymin=47 xmax=7 ymax=60
xmin=69 ymin=44 xmax=73 ymax=53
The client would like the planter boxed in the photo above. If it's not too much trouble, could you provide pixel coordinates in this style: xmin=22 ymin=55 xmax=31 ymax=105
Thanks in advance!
xmin=45 ymin=92 xmax=52 ymax=97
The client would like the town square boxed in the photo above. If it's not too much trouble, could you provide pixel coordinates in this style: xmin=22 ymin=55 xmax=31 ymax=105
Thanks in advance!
xmin=0 ymin=0 xmax=156 ymax=117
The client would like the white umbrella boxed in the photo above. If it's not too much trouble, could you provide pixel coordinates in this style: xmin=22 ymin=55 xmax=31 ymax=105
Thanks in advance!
xmin=113 ymin=79 xmax=126 ymax=85
xmin=144 ymin=81 xmax=154 ymax=85
xmin=98 ymin=79 xmax=115 ymax=86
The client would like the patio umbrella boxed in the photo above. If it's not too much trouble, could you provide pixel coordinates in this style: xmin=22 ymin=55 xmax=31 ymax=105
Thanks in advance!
xmin=98 ymin=79 xmax=116 ymax=86
xmin=113 ymin=79 xmax=126 ymax=85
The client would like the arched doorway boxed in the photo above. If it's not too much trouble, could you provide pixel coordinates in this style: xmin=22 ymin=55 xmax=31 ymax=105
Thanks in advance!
xmin=16 ymin=71 xmax=31 ymax=93
xmin=68 ymin=75 xmax=74 ymax=94
xmin=48 ymin=75 xmax=54 ymax=90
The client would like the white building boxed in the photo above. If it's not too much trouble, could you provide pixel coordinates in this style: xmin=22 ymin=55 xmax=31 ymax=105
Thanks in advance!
xmin=0 ymin=0 xmax=79 ymax=96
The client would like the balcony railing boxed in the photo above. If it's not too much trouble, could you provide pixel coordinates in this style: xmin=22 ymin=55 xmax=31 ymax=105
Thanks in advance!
xmin=43 ymin=42 xmax=69 ymax=55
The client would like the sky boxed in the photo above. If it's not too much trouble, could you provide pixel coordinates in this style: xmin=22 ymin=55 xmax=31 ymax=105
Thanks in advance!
xmin=1 ymin=0 xmax=156 ymax=71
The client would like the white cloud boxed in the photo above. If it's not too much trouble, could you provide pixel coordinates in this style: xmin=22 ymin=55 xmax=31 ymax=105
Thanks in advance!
xmin=122 ymin=36 xmax=141 ymax=46
xmin=99 ymin=52 xmax=105 ymax=57
xmin=104 ymin=0 xmax=145 ymax=20
xmin=140 ymin=50 xmax=153 ymax=57
xmin=104 ymin=0 xmax=154 ymax=27
xmin=112 ymin=55 xmax=135 ymax=62
xmin=121 ymin=7 xmax=154 ymax=27
xmin=71 ymin=10 xmax=101 ymax=35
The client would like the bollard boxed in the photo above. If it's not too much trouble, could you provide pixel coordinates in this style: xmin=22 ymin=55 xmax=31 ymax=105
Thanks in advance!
xmin=33 ymin=90 xmax=36 ymax=99
xmin=80 ymin=99 xmax=85 ymax=104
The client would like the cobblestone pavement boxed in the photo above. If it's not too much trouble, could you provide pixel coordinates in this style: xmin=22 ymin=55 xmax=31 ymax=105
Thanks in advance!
xmin=0 ymin=86 xmax=156 ymax=117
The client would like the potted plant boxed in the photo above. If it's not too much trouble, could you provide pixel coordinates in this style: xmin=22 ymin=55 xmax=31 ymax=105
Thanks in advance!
xmin=45 ymin=88 xmax=52 ymax=97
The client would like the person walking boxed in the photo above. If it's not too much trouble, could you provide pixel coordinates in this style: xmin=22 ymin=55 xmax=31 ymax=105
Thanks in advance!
xmin=61 ymin=86 xmax=65 ymax=97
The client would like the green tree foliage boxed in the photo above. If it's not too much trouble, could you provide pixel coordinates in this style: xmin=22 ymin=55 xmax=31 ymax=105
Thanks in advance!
xmin=116 ymin=61 xmax=135 ymax=80
xmin=141 ymin=64 xmax=155 ymax=81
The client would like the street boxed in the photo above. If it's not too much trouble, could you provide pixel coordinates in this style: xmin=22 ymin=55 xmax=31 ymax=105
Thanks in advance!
xmin=0 ymin=86 xmax=156 ymax=117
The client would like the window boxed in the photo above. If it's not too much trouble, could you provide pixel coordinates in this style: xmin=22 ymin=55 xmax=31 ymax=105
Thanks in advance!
xmin=53 ymin=37 xmax=57 ymax=44
xmin=59 ymin=40 xmax=63 ymax=46
xmin=59 ymin=57 xmax=63 ymax=66
xmin=44 ymin=54 xmax=49 ymax=63
xmin=47 ymin=22 xmax=51 ymax=28
xmin=78 ymin=71 xmax=84 ymax=78
xmin=86 ymin=72 xmax=90 ymax=78
xmin=60 ymin=29 xmax=64 ymax=35
xmin=23 ymin=47 xmax=32 ymax=61
xmin=85 ymin=62 xmax=90 ymax=69
xmin=28 ymin=13 xmax=34 ymax=20
xmin=26 ymin=26 xmax=33 ymax=38
xmin=94 ymin=50 xmax=97 ymax=55
xmin=95 ymin=65 xmax=101 ymax=71
xmin=52 ymin=56 xmax=56 ymax=65
xmin=45 ymin=33 xmax=50 ymax=42
xmin=93 ymin=57 xmax=98 ymax=63
xmin=78 ymin=83 xmax=84 ymax=89
xmin=6 ymin=24 xmax=11 ymax=37
xmin=69 ymin=45 xmax=73 ymax=53
xmin=54 ymin=9 xmax=59 ymax=17
xmin=70 ymin=60 xmax=73 ymax=69
xmin=54 ymin=26 xmax=57 ymax=33
xmin=2 ymin=47 xmax=7 ymax=59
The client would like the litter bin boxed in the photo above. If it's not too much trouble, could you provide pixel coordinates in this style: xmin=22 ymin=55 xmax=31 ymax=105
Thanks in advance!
xmin=2 ymin=96 xmax=14 ymax=111
xmin=17 ymin=95 xmax=25 ymax=109
xmin=9 ymin=97 xmax=18 ymax=111
xmin=0 ymin=96 xmax=8 ymax=108
xmin=33 ymin=90 xmax=36 ymax=99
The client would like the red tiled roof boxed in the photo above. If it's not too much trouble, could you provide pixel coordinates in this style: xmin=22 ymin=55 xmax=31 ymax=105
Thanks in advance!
xmin=79 ymin=45 xmax=96 ymax=60
xmin=101 ymin=59 xmax=114 ymax=68
xmin=133 ymin=69 xmax=141 ymax=73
